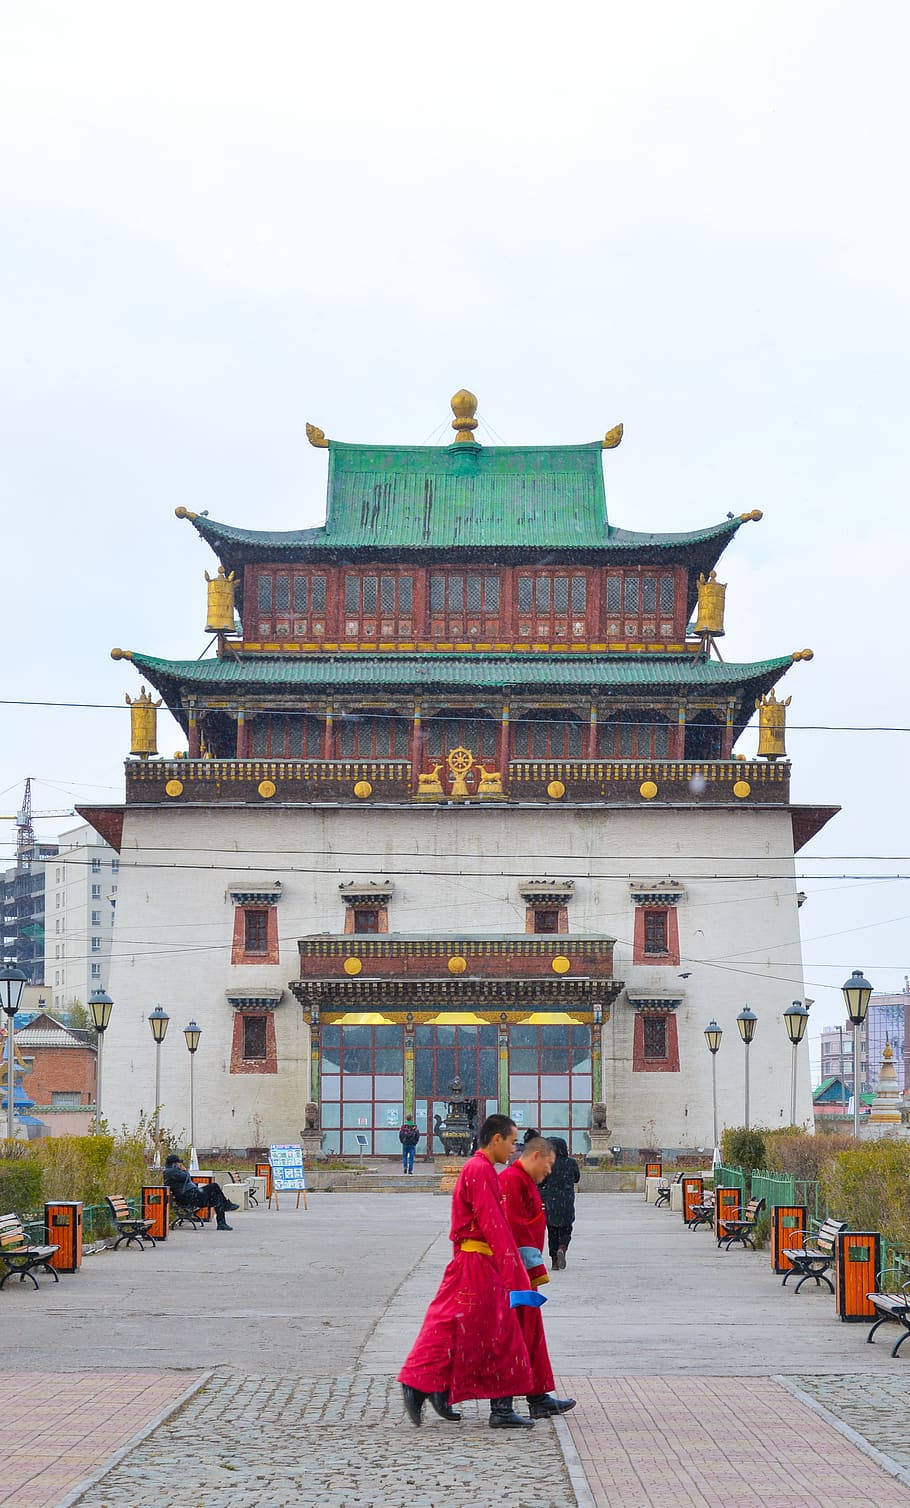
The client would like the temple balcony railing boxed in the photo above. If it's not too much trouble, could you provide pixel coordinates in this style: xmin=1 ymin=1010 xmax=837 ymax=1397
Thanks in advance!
xmin=123 ymin=756 xmax=789 ymax=807
xmin=297 ymin=933 xmax=618 ymax=982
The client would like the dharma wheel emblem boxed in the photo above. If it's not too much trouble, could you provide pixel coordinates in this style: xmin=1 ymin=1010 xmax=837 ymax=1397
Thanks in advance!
xmin=446 ymin=746 xmax=474 ymax=798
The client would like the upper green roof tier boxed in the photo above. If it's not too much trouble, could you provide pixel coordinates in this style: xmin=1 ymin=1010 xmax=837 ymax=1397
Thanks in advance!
xmin=117 ymin=648 xmax=800 ymax=733
xmin=176 ymin=435 xmax=760 ymax=568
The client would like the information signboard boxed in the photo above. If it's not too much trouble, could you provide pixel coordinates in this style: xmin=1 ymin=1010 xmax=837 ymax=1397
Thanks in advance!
xmin=268 ymin=1143 xmax=306 ymax=1191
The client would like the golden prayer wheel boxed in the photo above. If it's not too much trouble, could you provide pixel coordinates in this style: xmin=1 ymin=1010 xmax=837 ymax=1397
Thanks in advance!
xmin=694 ymin=571 xmax=726 ymax=636
xmin=205 ymin=566 xmax=236 ymax=633
xmin=126 ymin=686 xmax=161 ymax=759
xmin=756 ymin=690 xmax=790 ymax=760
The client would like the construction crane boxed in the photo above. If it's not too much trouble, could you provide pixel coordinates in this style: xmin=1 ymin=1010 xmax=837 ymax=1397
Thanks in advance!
xmin=0 ymin=779 xmax=73 ymax=867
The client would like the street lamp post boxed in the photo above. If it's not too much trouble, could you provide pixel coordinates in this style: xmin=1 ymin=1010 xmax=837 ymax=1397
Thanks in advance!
xmin=704 ymin=1020 xmax=723 ymax=1151
xmin=148 ymin=1006 xmax=170 ymax=1166
xmin=183 ymin=1020 xmax=202 ymax=1151
xmin=88 ymin=988 xmax=114 ymax=1128
xmin=1 ymin=964 xmax=28 ymax=1141
xmin=842 ymin=969 xmax=873 ymax=1139
xmin=783 ymin=1000 xmax=809 ymax=1127
xmin=736 ymin=1007 xmax=758 ymax=1129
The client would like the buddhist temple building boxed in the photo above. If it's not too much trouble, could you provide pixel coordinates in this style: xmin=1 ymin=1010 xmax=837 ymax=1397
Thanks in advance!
xmin=80 ymin=391 xmax=837 ymax=1154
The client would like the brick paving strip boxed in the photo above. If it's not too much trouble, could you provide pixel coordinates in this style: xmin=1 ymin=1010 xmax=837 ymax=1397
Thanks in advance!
xmin=0 ymin=1371 xmax=208 ymax=1508
xmin=557 ymin=1374 xmax=910 ymax=1507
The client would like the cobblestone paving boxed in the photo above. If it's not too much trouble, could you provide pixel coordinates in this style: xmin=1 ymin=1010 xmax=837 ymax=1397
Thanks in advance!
xmin=788 ymin=1372 xmax=910 ymax=1476
xmin=75 ymin=1372 xmax=574 ymax=1508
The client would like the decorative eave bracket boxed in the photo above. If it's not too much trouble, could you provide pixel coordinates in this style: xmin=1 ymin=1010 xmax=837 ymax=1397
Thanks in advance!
xmin=226 ymin=988 xmax=285 ymax=1012
xmin=518 ymin=879 xmax=576 ymax=906
xmin=626 ymin=994 xmax=684 ymax=1013
xmin=228 ymin=882 xmax=283 ymax=907
xmin=338 ymin=880 xmax=394 ymax=908
xmin=629 ymin=880 xmax=685 ymax=906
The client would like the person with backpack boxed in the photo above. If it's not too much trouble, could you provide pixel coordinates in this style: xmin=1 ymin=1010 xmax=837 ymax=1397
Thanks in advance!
xmin=539 ymin=1136 xmax=580 ymax=1269
xmin=399 ymin=1117 xmax=420 ymax=1173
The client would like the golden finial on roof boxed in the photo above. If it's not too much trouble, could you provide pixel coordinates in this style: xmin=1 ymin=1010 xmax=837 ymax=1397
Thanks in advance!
xmin=694 ymin=569 xmax=726 ymax=637
xmin=756 ymin=688 xmax=791 ymax=760
xmin=450 ymin=389 xmax=479 ymax=444
xmin=603 ymin=423 xmax=624 ymax=449
xmin=174 ymin=506 xmax=198 ymax=521
xmin=111 ymin=648 xmax=133 ymax=661
xmin=740 ymin=509 xmax=763 ymax=522
xmin=884 ymin=1037 xmax=894 ymax=1062
xmin=126 ymin=685 xmax=161 ymax=759
xmin=791 ymin=649 xmax=814 ymax=662
xmin=306 ymin=422 xmax=329 ymax=448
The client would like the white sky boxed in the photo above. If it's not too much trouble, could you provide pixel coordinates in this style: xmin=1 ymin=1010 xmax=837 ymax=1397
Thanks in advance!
xmin=2 ymin=2 xmax=908 ymax=1076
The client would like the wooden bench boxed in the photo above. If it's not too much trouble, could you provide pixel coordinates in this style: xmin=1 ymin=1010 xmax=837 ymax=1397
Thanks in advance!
xmin=687 ymin=1191 xmax=715 ymax=1230
xmin=106 ymin=1196 xmax=157 ymax=1250
xmin=655 ymin=1171 xmax=684 ymax=1208
xmin=781 ymin=1217 xmax=847 ymax=1292
xmin=717 ymin=1196 xmax=766 ymax=1250
xmin=865 ymin=1267 xmax=910 ymax=1357
xmin=0 ymin=1214 xmax=59 ymax=1290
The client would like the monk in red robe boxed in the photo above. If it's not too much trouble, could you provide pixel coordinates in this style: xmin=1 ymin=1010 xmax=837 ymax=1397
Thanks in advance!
xmin=500 ymin=1136 xmax=577 ymax=1419
xmin=399 ymin=1114 xmax=537 ymax=1429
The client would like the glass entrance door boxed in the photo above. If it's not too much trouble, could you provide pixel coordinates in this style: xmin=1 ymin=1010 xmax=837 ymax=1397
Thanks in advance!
xmin=416 ymin=1023 xmax=499 ymax=1155
xmin=507 ymin=1023 xmax=592 ymax=1155
xmin=320 ymin=1024 xmax=404 ymax=1155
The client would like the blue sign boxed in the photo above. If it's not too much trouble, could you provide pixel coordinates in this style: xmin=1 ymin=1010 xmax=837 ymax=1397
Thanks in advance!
xmin=269 ymin=1143 xmax=306 ymax=1191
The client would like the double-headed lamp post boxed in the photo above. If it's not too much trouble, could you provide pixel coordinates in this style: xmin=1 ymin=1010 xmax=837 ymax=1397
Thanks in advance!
xmin=782 ymin=1000 xmax=809 ymax=1127
xmin=148 ymin=1005 xmax=170 ymax=1166
xmin=1 ymin=964 xmax=28 ymax=1141
xmin=842 ymin=969 xmax=873 ymax=1139
xmin=704 ymin=1020 xmax=723 ymax=1151
xmin=88 ymin=988 xmax=114 ymax=1128
xmin=184 ymin=1020 xmax=202 ymax=1151
xmin=736 ymin=1007 xmax=758 ymax=1130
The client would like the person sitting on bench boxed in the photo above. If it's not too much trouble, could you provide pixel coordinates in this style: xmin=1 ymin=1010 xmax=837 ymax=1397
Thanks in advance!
xmin=163 ymin=1155 xmax=239 ymax=1231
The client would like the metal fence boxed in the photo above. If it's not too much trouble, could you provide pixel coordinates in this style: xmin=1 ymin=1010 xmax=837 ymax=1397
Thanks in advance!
xmin=750 ymin=1169 xmax=795 ymax=1207
xmin=20 ymin=1199 xmax=131 ymax=1252
xmin=714 ymin=1163 xmax=746 ymax=1200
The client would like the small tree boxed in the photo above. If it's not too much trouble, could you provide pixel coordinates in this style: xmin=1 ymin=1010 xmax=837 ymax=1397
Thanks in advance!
xmin=720 ymin=1126 xmax=768 ymax=1181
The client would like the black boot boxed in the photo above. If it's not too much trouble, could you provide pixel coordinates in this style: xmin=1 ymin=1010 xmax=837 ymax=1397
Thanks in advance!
xmin=489 ymin=1396 xmax=534 ymax=1429
xmin=216 ymin=1221 xmax=233 ymax=1231
xmin=401 ymin=1384 xmax=426 ymax=1426
xmin=429 ymin=1392 xmax=461 ymax=1421
xmin=528 ymin=1392 xmax=577 ymax=1418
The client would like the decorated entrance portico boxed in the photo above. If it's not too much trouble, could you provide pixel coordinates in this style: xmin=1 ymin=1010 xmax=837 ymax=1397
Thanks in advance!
xmin=291 ymin=934 xmax=622 ymax=1156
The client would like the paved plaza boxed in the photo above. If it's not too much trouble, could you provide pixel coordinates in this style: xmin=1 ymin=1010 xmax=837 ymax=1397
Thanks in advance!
xmin=2 ymin=1190 xmax=910 ymax=1505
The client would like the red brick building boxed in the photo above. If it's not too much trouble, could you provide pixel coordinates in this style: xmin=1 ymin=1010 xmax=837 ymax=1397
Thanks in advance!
xmin=17 ymin=1012 xmax=97 ymax=1112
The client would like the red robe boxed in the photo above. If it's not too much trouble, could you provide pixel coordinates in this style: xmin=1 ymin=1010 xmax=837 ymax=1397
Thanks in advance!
xmin=398 ymin=1150 xmax=534 ymax=1404
xmin=499 ymin=1160 xmax=555 ymax=1396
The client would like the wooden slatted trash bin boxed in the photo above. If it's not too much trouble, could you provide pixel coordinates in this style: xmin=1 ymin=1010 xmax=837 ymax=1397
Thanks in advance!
xmin=682 ymin=1176 xmax=704 ymax=1224
xmin=771 ymin=1205 xmax=806 ymax=1274
xmin=714 ymin=1187 xmax=740 ymax=1242
xmin=835 ymin=1230 xmax=881 ymax=1321
xmin=255 ymin=1161 xmax=273 ymax=1201
xmin=44 ymin=1201 xmax=83 ymax=1272
xmin=142 ymin=1186 xmax=170 ymax=1241
xmin=645 ymin=1161 xmax=662 ymax=1180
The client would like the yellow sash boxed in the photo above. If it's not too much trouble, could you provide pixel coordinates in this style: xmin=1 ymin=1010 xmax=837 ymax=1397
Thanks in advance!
xmin=460 ymin=1239 xmax=493 ymax=1255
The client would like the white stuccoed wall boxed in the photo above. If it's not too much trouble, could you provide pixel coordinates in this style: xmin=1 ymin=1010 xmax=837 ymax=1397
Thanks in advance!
xmin=103 ymin=802 xmax=813 ymax=1149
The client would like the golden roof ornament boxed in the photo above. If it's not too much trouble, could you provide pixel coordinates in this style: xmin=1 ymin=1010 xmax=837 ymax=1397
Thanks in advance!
xmin=205 ymin=565 xmax=237 ymax=634
xmin=450 ymin=389 xmax=479 ymax=445
xmin=305 ymin=423 xmax=329 ymax=448
xmin=126 ymin=685 xmax=162 ymax=760
xmin=756 ymin=688 xmax=791 ymax=761
xmin=603 ymin=423 xmax=624 ymax=449
xmin=694 ymin=569 xmax=726 ymax=637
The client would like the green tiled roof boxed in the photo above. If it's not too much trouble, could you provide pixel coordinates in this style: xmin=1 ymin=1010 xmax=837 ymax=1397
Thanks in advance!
xmin=182 ymin=440 xmax=746 ymax=564
xmin=128 ymin=649 xmax=794 ymax=702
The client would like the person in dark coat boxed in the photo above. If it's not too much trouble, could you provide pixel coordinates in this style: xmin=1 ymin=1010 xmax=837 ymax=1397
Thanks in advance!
xmin=399 ymin=1118 xmax=420 ymax=1174
xmin=163 ymin=1155 xmax=239 ymax=1230
xmin=538 ymin=1137 xmax=580 ymax=1269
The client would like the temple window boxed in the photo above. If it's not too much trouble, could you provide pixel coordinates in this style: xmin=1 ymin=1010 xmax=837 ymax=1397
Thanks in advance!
xmin=353 ymin=907 xmax=380 ymax=933
xmin=511 ymin=712 xmax=584 ymax=759
xmin=426 ymin=712 xmax=498 ymax=761
xmin=533 ymin=907 xmax=560 ymax=933
xmin=339 ymin=881 xmax=393 ymax=933
xmin=516 ymin=571 xmax=587 ymax=641
xmin=337 ymin=714 xmax=410 ymax=759
xmin=229 ymin=884 xmax=282 ymax=965
xmin=603 ymin=569 xmax=678 ymax=640
xmin=250 ymin=713 xmax=323 ymax=758
xmin=428 ymin=572 xmax=500 ymax=640
xmin=630 ymin=883 xmax=683 ymax=967
xmin=643 ymin=910 xmax=668 ymax=955
xmin=597 ymin=710 xmax=670 ymax=759
xmin=343 ymin=572 xmax=414 ymax=639
xmin=254 ymin=570 xmax=327 ymax=639
xmin=243 ymin=1015 xmax=267 ymax=1059
xmin=684 ymin=709 xmax=724 ymax=760
xmin=631 ymin=1009 xmax=681 ymax=1072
